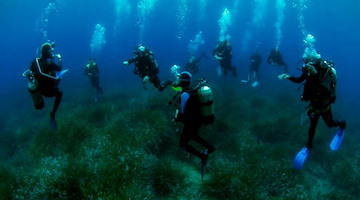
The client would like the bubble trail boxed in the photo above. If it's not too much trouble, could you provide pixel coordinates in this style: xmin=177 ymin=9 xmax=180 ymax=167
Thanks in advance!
xmin=90 ymin=24 xmax=106 ymax=56
xmin=188 ymin=31 xmax=204 ymax=56
xmin=275 ymin=0 xmax=286 ymax=49
xmin=218 ymin=8 xmax=232 ymax=41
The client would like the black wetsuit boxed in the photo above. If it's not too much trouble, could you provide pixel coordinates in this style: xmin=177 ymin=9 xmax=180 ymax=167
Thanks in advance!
xmin=213 ymin=41 xmax=237 ymax=76
xmin=126 ymin=50 xmax=169 ymax=91
xmin=177 ymin=89 xmax=215 ymax=160
xmin=185 ymin=59 xmax=199 ymax=75
xmin=249 ymin=52 xmax=262 ymax=82
xmin=288 ymin=61 xmax=346 ymax=149
xmin=84 ymin=62 xmax=103 ymax=94
xmin=267 ymin=49 xmax=288 ymax=73
xmin=29 ymin=57 xmax=63 ymax=117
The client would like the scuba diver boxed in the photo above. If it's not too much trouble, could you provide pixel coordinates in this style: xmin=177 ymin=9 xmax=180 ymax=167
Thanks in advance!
xmin=84 ymin=59 xmax=103 ymax=101
xmin=185 ymin=52 xmax=208 ymax=75
xmin=267 ymin=48 xmax=289 ymax=73
xmin=123 ymin=44 xmax=172 ymax=91
xmin=248 ymin=50 xmax=262 ymax=87
xmin=23 ymin=42 xmax=66 ymax=130
xmin=212 ymin=40 xmax=237 ymax=77
xmin=172 ymin=71 xmax=215 ymax=180
xmin=278 ymin=51 xmax=346 ymax=169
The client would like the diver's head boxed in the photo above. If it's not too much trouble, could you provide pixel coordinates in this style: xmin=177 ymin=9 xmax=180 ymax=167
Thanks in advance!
xmin=88 ymin=59 xmax=96 ymax=66
xmin=272 ymin=47 xmax=279 ymax=53
xmin=138 ymin=44 xmax=146 ymax=52
xmin=304 ymin=61 xmax=318 ymax=76
xmin=135 ymin=44 xmax=147 ymax=56
xmin=41 ymin=42 xmax=55 ymax=59
xmin=179 ymin=71 xmax=192 ymax=88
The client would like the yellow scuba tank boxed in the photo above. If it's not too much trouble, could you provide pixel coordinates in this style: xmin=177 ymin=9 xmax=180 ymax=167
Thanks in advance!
xmin=198 ymin=85 xmax=214 ymax=124
xmin=27 ymin=75 xmax=44 ymax=110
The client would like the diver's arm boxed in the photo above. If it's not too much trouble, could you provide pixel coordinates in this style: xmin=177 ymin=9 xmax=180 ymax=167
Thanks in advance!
xmin=174 ymin=92 xmax=190 ymax=122
xmin=51 ymin=61 xmax=62 ymax=71
xmin=228 ymin=46 xmax=232 ymax=57
xmin=124 ymin=57 xmax=137 ymax=65
xmin=180 ymin=92 xmax=190 ymax=114
xmin=288 ymin=72 xmax=307 ymax=83
xmin=212 ymin=48 xmax=217 ymax=56
xmin=149 ymin=55 xmax=159 ymax=74
xmin=128 ymin=58 xmax=137 ymax=64
xmin=94 ymin=64 xmax=99 ymax=75
xmin=214 ymin=55 xmax=223 ymax=60
xmin=29 ymin=59 xmax=37 ymax=72
xmin=84 ymin=66 xmax=89 ymax=75
xmin=178 ymin=92 xmax=190 ymax=122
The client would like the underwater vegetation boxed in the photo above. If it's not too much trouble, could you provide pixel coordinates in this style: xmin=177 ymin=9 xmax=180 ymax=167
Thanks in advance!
xmin=0 ymin=83 xmax=359 ymax=200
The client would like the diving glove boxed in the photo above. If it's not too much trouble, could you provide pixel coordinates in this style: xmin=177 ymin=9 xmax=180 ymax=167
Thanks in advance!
xmin=278 ymin=74 xmax=290 ymax=80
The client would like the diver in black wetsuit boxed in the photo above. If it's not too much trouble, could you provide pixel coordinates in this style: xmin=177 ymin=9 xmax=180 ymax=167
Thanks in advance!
xmin=278 ymin=54 xmax=346 ymax=150
xmin=248 ymin=50 xmax=262 ymax=86
xmin=267 ymin=48 xmax=288 ymax=73
xmin=84 ymin=59 xmax=103 ymax=101
xmin=212 ymin=40 xmax=237 ymax=77
xmin=24 ymin=42 xmax=64 ymax=130
xmin=185 ymin=56 xmax=199 ymax=75
xmin=185 ymin=52 xmax=208 ymax=75
xmin=174 ymin=72 xmax=215 ymax=167
xmin=123 ymin=44 xmax=171 ymax=91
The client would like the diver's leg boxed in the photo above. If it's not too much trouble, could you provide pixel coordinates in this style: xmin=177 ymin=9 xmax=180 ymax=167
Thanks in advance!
xmin=256 ymin=68 xmax=260 ymax=81
xmin=150 ymin=75 xmax=161 ymax=90
xmin=94 ymin=77 xmax=103 ymax=94
xmin=192 ymin=132 xmax=215 ymax=154
xmin=50 ymin=90 xmax=63 ymax=118
xmin=152 ymin=75 xmax=171 ymax=91
xmin=90 ymin=77 xmax=97 ymax=88
xmin=307 ymin=110 xmax=320 ymax=149
xmin=321 ymin=107 xmax=346 ymax=129
xmin=180 ymin=123 xmax=206 ymax=159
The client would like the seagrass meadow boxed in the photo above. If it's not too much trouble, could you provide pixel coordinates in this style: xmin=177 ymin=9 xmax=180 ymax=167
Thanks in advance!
xmin=0 ymin=81 xmax=359 ymax=200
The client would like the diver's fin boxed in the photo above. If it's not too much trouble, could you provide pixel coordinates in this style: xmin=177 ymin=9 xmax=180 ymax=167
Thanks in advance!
xmin=200 ymin=154 xmax=208 ymax=182
xmin=50 ymin=117 xmax=57 ymax=131
xmin=330 ymin=128 xmax=345 ymax=151
xmin=293 ymin=147 xmax=310 ymax=170
xmin=251 ymin=81 xmax=259 ymax=87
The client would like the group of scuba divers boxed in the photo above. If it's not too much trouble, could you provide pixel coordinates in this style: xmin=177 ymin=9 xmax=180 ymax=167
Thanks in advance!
xmin=23 ymin=38 xmax=346 ymax=174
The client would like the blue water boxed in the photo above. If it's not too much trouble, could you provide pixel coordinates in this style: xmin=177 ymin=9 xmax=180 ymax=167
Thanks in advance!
xmin=0 ymin=0 xmax=358 ymax=129
xmin=0 ymin=0 xmax=358 ymax=96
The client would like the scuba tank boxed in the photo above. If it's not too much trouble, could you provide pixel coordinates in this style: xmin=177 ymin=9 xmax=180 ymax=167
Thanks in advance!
xmin=197 ymin=81 xmax=214 ymax=124
xmin=169 ymin=77 xmax=215 ymax=124
xmin=24 ymin=70 xmax=44 ymax=109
